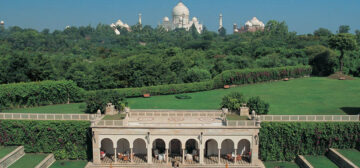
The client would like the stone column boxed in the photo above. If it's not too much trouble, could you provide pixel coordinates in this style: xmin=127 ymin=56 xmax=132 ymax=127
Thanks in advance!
xmin=147 ymin=143 xmax=152 ymax=164
xmin=199 ymin=148 xmax=204 ymax=164
xmin=182 ymin=148 xmax=185 ymax=164
xmin=114 ymin=148 xmax=117 ymax=162
xmin=166 ymin=148 xmax=169 ymax=164
xmin=251 ymin=132 xmax=259 ymax=165
xmin=130 ymin=148 xmax=133 ymax=163
xmin=92 ymin=131 xmax=101 ymax=164
xmin=234 ymin=149 xmax=237 ymax=164
xmin=218 ymin=149 xmax=221 ymax=164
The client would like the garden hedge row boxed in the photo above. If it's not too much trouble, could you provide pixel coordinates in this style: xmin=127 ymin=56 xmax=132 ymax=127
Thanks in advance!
xmin=213 ymin=65 xmax=312 ymax=87
xmin=0 ymin=120 xmax=91 ymax=160
xmin=0 ymin=80 xmax=84 ymax=110
xmin=259 ymin=122 xmax=360 ymax=161
xmin=91 ymin=65 xmax=311 ymax=98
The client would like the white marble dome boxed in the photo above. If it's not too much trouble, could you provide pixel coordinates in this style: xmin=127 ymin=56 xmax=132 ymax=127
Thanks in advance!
xmin=250 ymin=17 xmax=261 ymax=26
xmin=0 ymin=21 xmax=4 ymax=25
xmin=192 ymin=17 xmax=198 ymax=22
xmin=172 ymin=2 xmax=190 ymax=16
xmin=163 ymin=16 xmax=170 ymax=22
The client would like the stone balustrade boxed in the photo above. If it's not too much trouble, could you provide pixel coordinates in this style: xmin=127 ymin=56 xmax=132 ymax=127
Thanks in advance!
xmin=0 ymin=146 xmax=25 ymax=168
xmin=0 ymin=113 xmax=96 ymax=121
xmin=259 ymin=115 xmax=359 ymax=122
xmin=35 ymin=154 xmax=56 ymax=168
xmin=129 ymin=109 xmax=223 ymax=118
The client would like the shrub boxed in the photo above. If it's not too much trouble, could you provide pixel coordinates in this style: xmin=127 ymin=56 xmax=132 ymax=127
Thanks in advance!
xmin=184 ymin=68 xmax=212 ymax=83
xmin=0 ymin=120 xmax=91 ymax=160
xmin=0 ymin=80 xmax=84 ymax=110
xmin=259 ymin=122 xmax=360 ymax=161
xmin=247 ymin=96 xmax=270 ymax=115
xmin=88 ymin=66 xmax=311 ymax=100
xmin=85 ymin=90 xmax=127 ymax=113
xmin=175 ymin=94 xmax=192 ymax=99
xmin=220 ymin=92 xmax=246 ymax=111
xmin=213 ymin=65 xmax=312 ymax=88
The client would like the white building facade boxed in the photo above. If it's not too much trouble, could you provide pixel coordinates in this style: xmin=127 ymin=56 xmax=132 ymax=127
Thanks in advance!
xmin=88 ymin=110 xmax=265 ymax=168
xmin=161 ymin=2 xmax=203 ymax=33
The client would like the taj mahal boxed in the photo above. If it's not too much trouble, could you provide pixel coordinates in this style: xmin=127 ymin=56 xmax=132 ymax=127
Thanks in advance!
xmin=110 ymin=1 xmax=265 ymax=35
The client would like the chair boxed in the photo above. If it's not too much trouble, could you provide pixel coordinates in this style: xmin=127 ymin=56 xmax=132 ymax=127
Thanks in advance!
xmin=100 ymin=151 xmax=106 ymax=160
xmin=117 ymin=153 xmax=123 ymax=160
xmin=227 ymin=154 xmax=232 ymax=161
xmin=236 ymin=154 xmax=242 ymax=161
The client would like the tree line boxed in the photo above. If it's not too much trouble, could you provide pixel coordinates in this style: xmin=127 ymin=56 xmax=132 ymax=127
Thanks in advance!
xmin=0 ymin=21 xmax=359 ymax=90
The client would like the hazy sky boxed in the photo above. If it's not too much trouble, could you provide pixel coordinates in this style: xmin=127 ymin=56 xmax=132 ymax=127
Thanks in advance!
xmin=0 ymin=0 xmax=359 ymax=34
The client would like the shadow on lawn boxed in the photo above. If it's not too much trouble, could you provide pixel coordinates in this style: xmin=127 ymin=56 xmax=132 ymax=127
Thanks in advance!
xmin=340 ymin=107 xmax=360 ymax=115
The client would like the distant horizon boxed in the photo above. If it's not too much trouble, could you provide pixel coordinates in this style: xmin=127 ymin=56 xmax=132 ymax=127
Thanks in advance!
xmin=0 ymin=0 xmax=359 ymax=34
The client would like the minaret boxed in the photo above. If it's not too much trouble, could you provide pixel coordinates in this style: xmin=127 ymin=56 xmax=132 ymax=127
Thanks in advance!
xmin=219 ymin=13 xmax=223 ymax=30
xmin=138 ymin=13 xmax=142 ymax=25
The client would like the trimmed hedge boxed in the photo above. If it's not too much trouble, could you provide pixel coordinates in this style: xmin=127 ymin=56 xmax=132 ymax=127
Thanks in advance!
xmin=88 ymin=80 xmax=215 ymax=98
xmin=0 ymin=80 xmax=84 ymax=110
xmin=0 ymin=120 xmax=91 ymax=160
xmin=89 ymin=66 xmax=312 ymax=99
xmin=259 ymin=122 xmax=360 ymax=161
xmin=213 ymin=66 xmax=312 ymax=88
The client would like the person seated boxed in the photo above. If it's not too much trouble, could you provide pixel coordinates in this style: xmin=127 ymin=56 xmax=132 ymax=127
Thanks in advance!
xmin=236 ymin=154 xmax=242 ymax=161
xmin=117 ymin=153 xmax=123 ymax=160
xmin=100 ymin=151 xmax=106 ymax=160
xmin=154 ymin=149 xmax=159 ymax=159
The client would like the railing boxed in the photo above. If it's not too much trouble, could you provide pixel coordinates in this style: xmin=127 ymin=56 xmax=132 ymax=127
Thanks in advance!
xmin=0 ymin=146 xmax=25 ymax=168
xmin=259 ymin=115 xmax=360 ymax=122
xmin=93 ymin=119 xmax=127 ymax=127
xmin=226 ymin=120 xmax=258 ymax=127
xmin=129 ymin=109 xmax=222 ymax=118
xmin=0 ymin=113 xmax=96 ymax=121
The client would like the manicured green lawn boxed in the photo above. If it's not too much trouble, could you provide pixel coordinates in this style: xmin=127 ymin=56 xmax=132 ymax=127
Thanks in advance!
xmin=304 ymin=155 xmax=338 ymax=168
xmin=128 ymin=77 xmax=360 ymax=115
xmin=264 ymin=161 xmax=299 ymax=168
xmin=9 ymin=153 xmax=47 ymax=168
xmin=102 ymin=114 xmax=126 ymax=120
xmin=0 ymin=146 xmax=17 ymax=159
xmin=2 ymin=103 xmax=86 ymax=114
xmin=336 ymin=149 xmax=360 ymax=166
xmin=49 ymin=160 xmax=87 ymax=168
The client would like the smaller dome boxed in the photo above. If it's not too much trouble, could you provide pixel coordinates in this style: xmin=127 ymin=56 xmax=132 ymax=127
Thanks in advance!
xmin=0 ymin=21 xmax=4 ymax=25
xmin=163 ymin=16 xmax=170 ymax=22
xmin=65 ymin=25 xmax=70 ymax=29
xmin=192 ymin=17 xmax=198 ymax=22
xmin=115 ymin=19 xmax=124 ymax=26
xmin=245 ymin=21 xmax=252 ymax=27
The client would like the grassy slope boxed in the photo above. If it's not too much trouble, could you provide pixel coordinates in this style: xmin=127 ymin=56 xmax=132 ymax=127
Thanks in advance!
xmin=304 ymin=156 xmax=338 ymax=168
xmin=336 ymin=149 xmax=360 ymax=166
xmin=9 ymin=154 xmax=47 ymax=168
xmin=0 ymin=146 xmax=17 ymax=159
xmin=264 ymin=161 xmax=299 ymax=168
xmin=2 ymin=103 xmax=86 ymax=114
xmin=128 ymin=77 xmax=360 ymax=115
xmin=49 ymin=160 xmax=87 ymax=168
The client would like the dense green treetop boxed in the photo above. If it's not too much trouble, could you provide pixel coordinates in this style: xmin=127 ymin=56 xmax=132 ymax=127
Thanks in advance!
xmin=0 ymin=21 xmax=359 ymax=90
